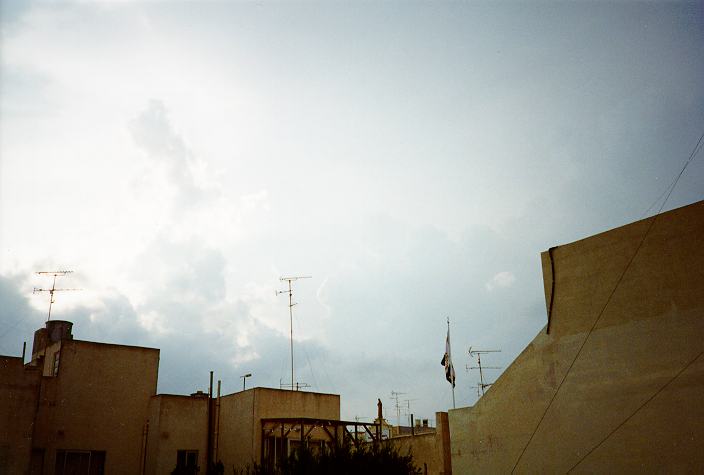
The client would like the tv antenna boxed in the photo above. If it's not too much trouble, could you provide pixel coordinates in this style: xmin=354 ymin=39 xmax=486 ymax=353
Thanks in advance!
xmin=390 ymin=391 xmax=406 ymax=427
xmin=403 ymin=398 xmax=418 ymax=426
xmin=467 ymin=347 xmax=501 ymax=397
xmin=279 ymin=378 xmax=310 ymax=391
xmin=470 ymin=384 xmax=483 ymax=399
xmin=33 ymin=271 xmax=81 ymax=321
xmin=276 ymin=275 xmax=311 ymax=391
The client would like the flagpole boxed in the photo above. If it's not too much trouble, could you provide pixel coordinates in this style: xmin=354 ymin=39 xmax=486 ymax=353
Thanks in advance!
xmin=448 ymin=317 xmax=456 ymax=409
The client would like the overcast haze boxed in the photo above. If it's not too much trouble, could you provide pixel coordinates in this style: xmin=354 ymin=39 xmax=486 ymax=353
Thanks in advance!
xmin=1 ymin=1 xmax=703 ymax=423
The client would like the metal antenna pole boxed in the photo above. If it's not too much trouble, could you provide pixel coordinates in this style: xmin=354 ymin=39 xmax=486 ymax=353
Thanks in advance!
xmin=467 ymin=348 xmax=502 ymax=397
xmin=277 ymin=275 xmax=311 ymax=391
xmin=403 ymin=399 xmax=418 ymax=426
xmin=390 ymin=391 xmax=406 ymax=428
xmin=478 ymin=353 xmax=484 ymax=396
xmin=288 ymin=279 xmax=293 ymax=390
xmin=33 ymin=271 xmax=80 ymax=321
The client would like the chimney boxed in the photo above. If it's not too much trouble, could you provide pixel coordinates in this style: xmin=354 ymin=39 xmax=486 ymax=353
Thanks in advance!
xmin=32 ymin=320 xmax=73 ymax=360
xmin=46 ymin=320 xmax=73 ymax=343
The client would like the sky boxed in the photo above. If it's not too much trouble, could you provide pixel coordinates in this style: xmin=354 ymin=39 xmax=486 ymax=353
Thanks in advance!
xmin=1 ymin=0 xmax=703 ymax=424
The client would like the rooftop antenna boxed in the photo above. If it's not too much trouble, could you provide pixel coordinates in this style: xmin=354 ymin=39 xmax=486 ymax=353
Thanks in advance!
xmin=390 ymin=390 xmax=406 ymax=427
xmin=403 ymin=398 xmax=418 ymax=426
xmin=279 ymin=378 xmax=310 ymax=391
xmin=470 ymin=384 xmax=482 ymax=399
xmin=276 ymin=275 xmax=311 ymax=391
xmin=33 ymin=271 xmax=80 ymax=321
xmin=467 ymin=347 xmax=502 ymax=397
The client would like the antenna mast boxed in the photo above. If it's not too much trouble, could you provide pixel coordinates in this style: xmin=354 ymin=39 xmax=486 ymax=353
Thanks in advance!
xmin=390 ymin=390 xmax=406 ymax=427
xmin=466 ymin=347 xmax=502 ymax=397
xmin=33 ymin=271 xmax=80 ymax=321
xmin=403 ymin=398 xmax=418 ymax=426
xmin=277 ymin=275 xmax=311 ymax=391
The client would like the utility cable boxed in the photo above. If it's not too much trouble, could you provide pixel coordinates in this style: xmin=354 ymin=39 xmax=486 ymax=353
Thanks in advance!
xmin=294 ymin=314 xmax=320 ymax=390
xmin=511 ymin=128 xmax=704 ymax=473
xmin=641 ymin=129 xmax=704 ymax=219
xmin=566 ymin=350 xmax=703 ymax=472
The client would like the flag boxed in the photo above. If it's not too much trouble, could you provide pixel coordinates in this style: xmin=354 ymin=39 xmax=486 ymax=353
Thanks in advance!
xmin=441 ymin=329 xmax=456 ymax=388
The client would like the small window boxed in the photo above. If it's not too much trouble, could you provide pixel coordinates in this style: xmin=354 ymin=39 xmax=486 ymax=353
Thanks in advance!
xmin=55 ymin=450 xmax=105 ymax=475
xmin=52 ymin=352 xmax=60 ymax=376
xmin=176 ymin=450 xmax=198 ymax=474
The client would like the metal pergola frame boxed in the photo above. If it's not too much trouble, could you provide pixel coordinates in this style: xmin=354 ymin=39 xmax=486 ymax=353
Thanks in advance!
xmin=260 ymin=417 xmax=381 ymax=464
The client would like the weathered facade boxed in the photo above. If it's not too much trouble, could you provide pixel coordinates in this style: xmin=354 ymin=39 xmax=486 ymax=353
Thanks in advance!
xmin=217 ymin=387 xmax=340 ymax=472
xmin=0 ymin=320 xmax=347 ymax=474
xmin=386 ymin=412 xmax=452 ymax=475
xmin=145 ymin=394 xmax=209 ymax=475
xmin=449 ymin=200 xmax=704 ymax=473
xmin=1 ymin=320 xmax=160 ymax=475
xmin=0 ymin=356 xmax=41 ymax=473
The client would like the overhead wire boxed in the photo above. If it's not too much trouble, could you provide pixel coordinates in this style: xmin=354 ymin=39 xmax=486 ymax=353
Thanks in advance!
xmin=510 ymin=128 xmax=704 ymax=473
xmin=566 ymin=350 xmax=703 ymax=472
xmin=293 ymin=313 xmax=320 ymax=391
xmin=640 ymin=130 xmax=704 ymax=218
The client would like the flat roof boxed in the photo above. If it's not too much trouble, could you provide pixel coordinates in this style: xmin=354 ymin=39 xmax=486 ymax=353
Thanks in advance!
xmin=221 ymin=386 xmax=340 ymax=399
xmin=71 ymin=339 xmax=160 ymax=352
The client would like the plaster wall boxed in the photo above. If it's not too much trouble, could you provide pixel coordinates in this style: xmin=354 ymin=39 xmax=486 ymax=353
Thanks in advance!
xmin=33 ymin=340 xmax=159 ymax=474
xmin=449 ymin=201 xmax=704 ymax=473
xmin=387 ymin=412 xmax=451 ymax=475
xmin=217 ymin=388 xmax=340 ymax=473
xmin=0 ymin=356 xmax=41 ymax=474
xmin=145 ymin=395 xmax=208 ymax=475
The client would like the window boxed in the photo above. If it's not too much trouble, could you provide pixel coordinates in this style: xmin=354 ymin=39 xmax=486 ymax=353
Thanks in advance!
xmin=176 ymin=450 xmax=199 ymax=474
xmin=54 ymin=450 xmax=105 ymax=475
xmin=52 ymin=352 xmax=60 ymax=376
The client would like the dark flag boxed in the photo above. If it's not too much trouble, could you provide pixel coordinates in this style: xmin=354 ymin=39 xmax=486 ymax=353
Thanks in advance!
xmin=441 ymin=328 xmax=456 ymax=388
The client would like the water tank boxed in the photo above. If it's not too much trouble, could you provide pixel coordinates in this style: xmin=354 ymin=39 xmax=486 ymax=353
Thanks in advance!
xmin=46 ymin=320 xmax=73 ymax=343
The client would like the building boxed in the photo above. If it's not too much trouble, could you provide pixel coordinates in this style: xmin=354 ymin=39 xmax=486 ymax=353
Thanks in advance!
xmin=449 ymin=200 xmax=704 ymax=472
xmin=1 ymin=320 xmax=361 ymax=474
xmin=386 ymin=412 xmax=452 ymax=475
xmin=1 ymin=320 xmax=159 ymax=475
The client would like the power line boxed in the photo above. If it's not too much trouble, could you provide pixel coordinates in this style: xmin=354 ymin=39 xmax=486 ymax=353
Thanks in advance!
xmin=641 ymin=129 xmax=704 ymax=218
xmin=511 ymin=128 xmax=704 ymax=473
xmin=294 ymin=314 xmax=320 ymax=391
xmin=567 ymin=350 xmax=703 ymax=472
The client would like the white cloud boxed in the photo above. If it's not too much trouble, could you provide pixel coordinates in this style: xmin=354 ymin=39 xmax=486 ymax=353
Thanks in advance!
xmin=485 ymin=271 xmax=516 ymax=292
xmin=2 ymin=0 xmax=703 ymax=418
xmin=240 ymin=190 xmax=270 ymax=214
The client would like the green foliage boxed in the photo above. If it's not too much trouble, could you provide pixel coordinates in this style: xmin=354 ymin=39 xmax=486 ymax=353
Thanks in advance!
xmin=245 ymin=441 xmax=420 ymax=475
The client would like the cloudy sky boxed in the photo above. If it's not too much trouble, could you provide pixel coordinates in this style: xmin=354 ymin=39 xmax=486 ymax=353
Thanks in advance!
xmin=1 ymin=1 xmax=703 ymax=423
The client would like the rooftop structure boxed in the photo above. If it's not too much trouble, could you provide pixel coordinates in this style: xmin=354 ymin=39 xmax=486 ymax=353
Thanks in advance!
xmin=449 ymin=200 xmax=704 ymax=472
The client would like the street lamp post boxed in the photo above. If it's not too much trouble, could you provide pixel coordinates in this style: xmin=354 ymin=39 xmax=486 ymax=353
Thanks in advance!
xmin=241 ymin=373 xmax=252 ymax=391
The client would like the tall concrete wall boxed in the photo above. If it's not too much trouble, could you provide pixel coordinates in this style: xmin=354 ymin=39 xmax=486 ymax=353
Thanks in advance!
xmin=387 ymin=412 xmax=452 ymax=475
xmin=449 ymin=200 xmax=704 ymax=473
xmin=145 ymin=395 xmax=208 ymax=475
xmin=0 ymin=356 xmax=41 ymax=474
xmin=218 ymin=389 xmax=256 ymax=473
xmin=218 ymin=388 xmax=340 ymax=473
xmin=34 ymin=340 xmax=159 ymax=474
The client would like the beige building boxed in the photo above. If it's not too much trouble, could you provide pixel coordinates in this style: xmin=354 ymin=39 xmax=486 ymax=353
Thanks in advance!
xmin=218 ymin=387 xmax=340 ymax=472
xmin=0 ymin=320 xmax=357 ymax=474
xmin=386 ymin=412 xmax=452 ymax=475
xmin=145 ymin=394 xmax=209 ymax=475
xmin=449 ymin=200 xmax=704 ymax=473
xmin=1 ymin=320 xmax=160 ymax=475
